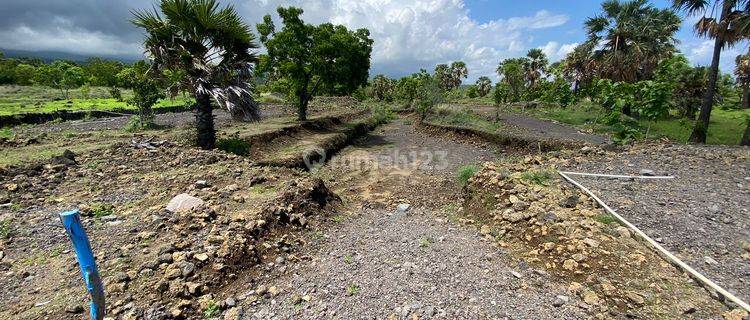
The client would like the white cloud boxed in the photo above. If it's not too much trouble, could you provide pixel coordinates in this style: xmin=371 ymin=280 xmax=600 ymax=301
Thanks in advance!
xmin=238 ymin=0 xmax=570 ymax=82
xmin=0 ymin=24 xmax=141 ymax=57
xmin=539 ymin=41 xmax=579 ymax=62
xmin=681 ymin=39 xmax=746 ymax=73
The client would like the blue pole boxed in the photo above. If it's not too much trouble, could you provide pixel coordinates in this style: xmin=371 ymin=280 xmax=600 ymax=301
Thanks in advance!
xmin=59 ymin=209 xmax=105 ymax=320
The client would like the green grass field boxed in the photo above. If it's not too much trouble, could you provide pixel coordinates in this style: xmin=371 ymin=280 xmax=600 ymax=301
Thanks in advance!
xmin=525 ymin=101 xmax=750 ymax=145
xmin=0 ymin=85 xmax=193 ymax=116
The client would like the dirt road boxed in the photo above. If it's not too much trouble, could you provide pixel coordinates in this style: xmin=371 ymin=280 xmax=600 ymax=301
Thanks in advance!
xmin=242 ymin=119 xmax=586 ymax=319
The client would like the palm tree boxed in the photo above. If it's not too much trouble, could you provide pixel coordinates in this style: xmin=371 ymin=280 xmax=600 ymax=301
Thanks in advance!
xmin=673 ymin=0 xmax=749 ymax=143
xmin=586 ymin=0 xmax=681 ymax=83
xmin=132 ymin=0 xmax=260 ymax=149
xmin=523 ymin=48 xmax=548 ymax=89
xmin=449 ymin=61 xmax=468 ymax=89
xmin=561 ymin=43 xmax=598 ymax=95
xmin=735 ymin=51 xmax=750 ymax=108
xmin=475 ymin=76 xmax=492 ymax=97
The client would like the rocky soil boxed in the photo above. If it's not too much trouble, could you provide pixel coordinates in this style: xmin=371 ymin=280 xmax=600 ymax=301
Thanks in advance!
xmin=567 ymin=143 xmax=750 ymax=305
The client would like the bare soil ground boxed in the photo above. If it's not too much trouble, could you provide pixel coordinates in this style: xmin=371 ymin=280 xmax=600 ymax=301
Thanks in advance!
xmin=446 ymin=103 xmax=608 ymax=146
xmin=567 ymin=143 xmax=750 ymax=304
xmin=242 ymin=120 xmax=588 ymax=319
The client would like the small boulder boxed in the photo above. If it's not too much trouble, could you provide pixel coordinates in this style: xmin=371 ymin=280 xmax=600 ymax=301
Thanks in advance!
xmin=166 ymin=193 xmax=205 ymax=213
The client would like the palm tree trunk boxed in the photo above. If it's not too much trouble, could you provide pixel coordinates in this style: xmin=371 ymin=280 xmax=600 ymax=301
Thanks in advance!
xmin=741 ymin=120 xmax=750 ymax=146
xmin=689 ymin=3 xmax=730 ymax=144
xmin=743 ymin=86 xmax=750 ymax=109
xmin=195 ymin=92 xmax=215 ymax=150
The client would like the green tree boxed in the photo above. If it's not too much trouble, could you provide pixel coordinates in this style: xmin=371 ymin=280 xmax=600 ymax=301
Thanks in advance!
xmin=449 ymin=61 xmax=468 ymax=89
xmin=523 ymin=49 xmax=548 ymax=89
xmin=673 ymin=0 xmax=749 ymax=143
xmin=257 ymin=7 xmax=373 ymax=120
xmin=395 ymin=76 xmax=419 ymax=108
xmin=735 ymin=51 xmax=750 ymax=109
xmin=132 ymin=0 xmax=261 ymax=149
xmin=13 ymin=64 xmax=36 ymax=85
xmin=372 ymin=75 xmax=395 ymax=101
xmin=35 ymin=61 xmax=85 ymax=99
xmin=83 ymin=57 xmax=124 ymax=87
xmin=475 ymin=76 xmax=492 ymax=97
xmin=585 ymin=0 xmax=681 ymax=83
xmin=496 ymin=58 xmax=527 ymax=102
xmin=414 ymin=75 xmax=443 ymax=122
xmin=118 ymin=61 xmax=165 ymax=127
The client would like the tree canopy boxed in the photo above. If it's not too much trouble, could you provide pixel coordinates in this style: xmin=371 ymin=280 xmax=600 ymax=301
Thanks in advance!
xmin=257 ymin=7 xmax=373 ymax=120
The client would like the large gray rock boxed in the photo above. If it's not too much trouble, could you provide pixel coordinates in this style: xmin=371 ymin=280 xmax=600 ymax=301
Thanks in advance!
xmin=166 ymin=193 xmax=204 ymax=213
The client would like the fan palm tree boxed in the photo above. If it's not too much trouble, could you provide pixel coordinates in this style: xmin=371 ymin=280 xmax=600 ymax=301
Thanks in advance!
xmin=735 ymin=51 xmax=750 ymax=108
xmin=132 ymin=0 xmax=260 ymax=150
xmin=523 ymin=48 xmax=549 ymax=89
xmin=673 ymin=0 xmax=750 ymax=143
xmin=475 ymin=76 xmax=492 ymax=97
xmin=586 ymin=0 xmax=681 ymax=83
xmin=449 ymin=61 xmax=468 ymax=89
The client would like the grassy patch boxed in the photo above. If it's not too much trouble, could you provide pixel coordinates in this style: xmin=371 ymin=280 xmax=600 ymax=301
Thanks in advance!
xmin=332 ymin=215 xmax=346 ymax=223
xmin=431 ymin=106 xmax=500 ymax=133
xmin=0 ymin=219 xmax=11 ymax=239
xmin=343 ymin=255 xmax=353 ymax=264
xmin=217 ymin=137 xmax=251 ymax=156
xmin=520 ymin=170 xmax=553 ymax=185
xmin=203 ymin=300 xmax=220 ymax=319
xmin=418 ymin=236 xmax=433 ymax=248
xmin=346 ymin=283 xmax=360 ymax=295
xmin=524 ymin=102 xmax=750 ymax=145
xmin=0 ymin=127 xmax=12 ymax=138
xmin=594 ymin=213 xmax=618 ymax=225
xmin=91 ymin=203 xmax=114 ymax=218
xmin=457 ymin=165 xmax=479 ymax=187
xmin=0 ymin=85 xmax=192 ymax=116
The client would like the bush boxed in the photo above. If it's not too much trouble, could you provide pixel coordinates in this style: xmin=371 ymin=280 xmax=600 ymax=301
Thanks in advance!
xmin=109 ymin=87 xmax=123 ymax=101
xmin=217 ymin=137 xmax=251 ymax=156
xmin=0 ymin=219 xmax=11 ymax=239
xmin=370 ymin=104 xmax=395 ymax=124
xmin=466 ymin=85 xmax=479 ymax=98
xmin=124 ymin=116 xmax=158 ymax=132
xmin=521 ymin=170 xmax=553 ymax=185
xmin=457 ymin=165 xmax=479 ymax=187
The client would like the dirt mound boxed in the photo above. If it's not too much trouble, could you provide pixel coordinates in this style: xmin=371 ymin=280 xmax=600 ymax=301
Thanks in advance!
xmin=461 ymin=156 xmax=728 ymax=318
xmin=0 ymin=137 xmax=341 ymax=319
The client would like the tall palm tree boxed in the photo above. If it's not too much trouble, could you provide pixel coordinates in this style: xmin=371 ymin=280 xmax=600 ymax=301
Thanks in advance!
xmin=449 ymin=61 xmax=468 ymax=89
xmin=735 ymin=50 xmax=750 ymax=108
xmin=586 ymin=0 xmax=681 ymax=83
xmin=475 ymin=76 xmax=492 ymax=97
xmin=523 ymin=48 xmax=548 ymax=89
xmin=674 ymin=0 xmax=749 ymax=143
xmin=132 ymin=0 xmax=260 ymax=149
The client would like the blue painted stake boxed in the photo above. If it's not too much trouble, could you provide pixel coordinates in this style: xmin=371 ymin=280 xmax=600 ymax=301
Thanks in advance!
xmin=59 ymin=209 xmax=105 ymax=320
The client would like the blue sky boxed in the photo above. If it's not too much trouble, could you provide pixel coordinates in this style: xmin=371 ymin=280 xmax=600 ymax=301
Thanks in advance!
xmin=0 ymin=0 xmax=746 ymax=82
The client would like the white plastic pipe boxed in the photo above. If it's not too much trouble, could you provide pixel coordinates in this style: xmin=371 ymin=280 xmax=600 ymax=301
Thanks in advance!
xmin=558 ymin=171 xmax=750 ymax=312
xmin=560 ymin=171 xmax=675 ymax=179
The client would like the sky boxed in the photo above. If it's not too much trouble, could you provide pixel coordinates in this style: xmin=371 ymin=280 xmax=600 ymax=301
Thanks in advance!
xmin=0 ymin=0 xmax=747 ymax=82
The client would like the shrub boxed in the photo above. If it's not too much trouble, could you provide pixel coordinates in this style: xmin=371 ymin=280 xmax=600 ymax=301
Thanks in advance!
xmin=370 ymin=104 xmax=395 ymax=124
xmin=124 ymin=116 xmax=157 ymax=132
xmin=521 ymin=170 xmax=553 ymax=185
xmin=0 ymin=219 xmax=11 ymax=239
xmin=457 ymin=165 xmax=479 ymax=187
xmin=109 ymin=87 xmax=123 ymax=101
xmin=217 ymin=137 xmax=251 ymax=156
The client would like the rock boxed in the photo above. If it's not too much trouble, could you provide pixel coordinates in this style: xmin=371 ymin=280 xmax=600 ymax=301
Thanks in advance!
xmin=615 ymin=226 xmax=631 ymax=238
xmin=268 ymin=286 xmax=280 ymax=297
xmin=256 ymin=285 xmax=267 ymax=296
xmin=166 ymin=193 xmax=205 ymax=213
xmin=157 ymin=254 xmax=173 ymax=264
xmin=65 ymin=305 xmax=84 ymax=314
xmin=480 ymin=225 xmax=492 ymax=235
xmin=224 ymin=307 xmax=241 ymax=320
xmin=583 ymin=238 xmax=600 ymax=248
xmin=582 ymin=290 xmax=600 ymax=305
xmin=275 ymin=256 xmax=285 ymax=264
xmin=626 ymin=292 xmax=644 ymax=305
xmin=562 ymin=259 xmax=579 ymax=271
xmin=194 ymin=253 xmax=209 ymax=262
xmin=396 ymin=203 xmax=411 ymax=213
xmin=510 ymin=271 xmax=523 ymax=278
xmin=181 ymin=262 xmax=196 ymax=277
xmin=708 ymin=204 xmax=722 ymax=214
xmin=571 ymin=253 xmax=586 ymax=262
xmin=704 ymin=256 xmax=718 ymax=265
xmin=552 ymin=295 xmax=569 ymax=307
xmin=51 ymin=149 xmax=77 ymax=166
xmin=113 ymin=272 xmax=130 ymax=283
xmin=722 ymin=308 xmax=749 ymax=320
xmin=195 ymin=180 xmax=210 ymax=189
xmin=225 ymin=297 xmax=236 ymax=307
xmin=290 ymin=294 xmax=302 ymax=305
xmin=562 ymin=196 xmax=579 ymax=208
xmin=512 ymin=201 xmax=530 ymax=211
xmin=639 ymin=169 xmax=655 ymax=176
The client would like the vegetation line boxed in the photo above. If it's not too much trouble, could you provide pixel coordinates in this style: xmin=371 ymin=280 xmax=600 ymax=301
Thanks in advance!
xmin=558 ymin=171 xmax=750 ymax=312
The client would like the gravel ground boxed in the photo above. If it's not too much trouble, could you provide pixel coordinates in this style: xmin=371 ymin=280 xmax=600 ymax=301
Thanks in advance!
xmin=567 ymin=143 xmax=750 ymax=304
xmin=239 ymin=119 xmax=587 ymax=319
xmin=497 ymin=112 xmax=608 ymax=145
